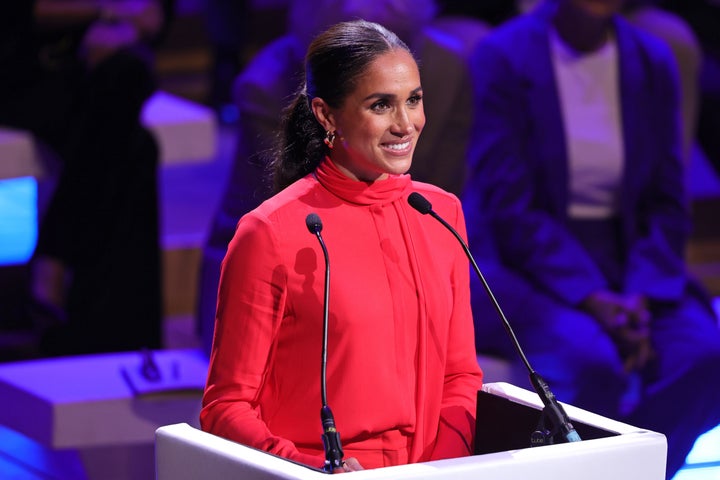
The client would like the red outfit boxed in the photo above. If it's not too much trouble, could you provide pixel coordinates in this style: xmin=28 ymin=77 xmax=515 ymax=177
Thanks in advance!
xmin=201 ymin=158 xmax=483 ymax=470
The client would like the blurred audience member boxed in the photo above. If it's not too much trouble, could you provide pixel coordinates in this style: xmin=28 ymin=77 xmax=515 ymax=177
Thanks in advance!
xmin=463 ymin=1 xmax=720 ymax=478
xmin=0 ymin=0 xmax=173 ymax=356
xmin=203 ymin=0 xmax=250 ymax=118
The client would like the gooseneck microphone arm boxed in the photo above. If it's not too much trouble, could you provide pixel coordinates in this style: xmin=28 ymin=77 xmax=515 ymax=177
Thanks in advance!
xmin=306 ymin=213 xmax=332 ymax=408
xmin=305 ymin=213 xmax=345 ymax=472
xmin=406 ymin=192 xmax=581 ymax=445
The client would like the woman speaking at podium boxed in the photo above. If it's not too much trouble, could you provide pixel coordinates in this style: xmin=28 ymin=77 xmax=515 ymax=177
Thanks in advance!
xmin=200 ymin=19 xmax=484 ymax=473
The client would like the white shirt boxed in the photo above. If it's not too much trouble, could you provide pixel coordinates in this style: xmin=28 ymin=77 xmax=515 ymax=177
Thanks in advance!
xmin=550 ymin=28 xmax=624 ymax=219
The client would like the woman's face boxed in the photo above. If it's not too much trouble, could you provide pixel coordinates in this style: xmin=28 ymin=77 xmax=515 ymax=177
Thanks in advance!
xmin=320 ymin=49 xmax=425 ymax=182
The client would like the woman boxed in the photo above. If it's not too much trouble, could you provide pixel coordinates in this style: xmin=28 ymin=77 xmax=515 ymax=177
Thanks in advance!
xmin=463 ymin=0 xmax=720 ymax=478
xmin=200 ymin=20 xmax=483 ymax=473
xmin=195 ymin=0 xmax=492 ymax=356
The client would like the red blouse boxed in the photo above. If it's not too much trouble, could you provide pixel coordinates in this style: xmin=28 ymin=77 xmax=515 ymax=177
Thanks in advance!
xmin=201 ymin=158 xmax=483 ymax=470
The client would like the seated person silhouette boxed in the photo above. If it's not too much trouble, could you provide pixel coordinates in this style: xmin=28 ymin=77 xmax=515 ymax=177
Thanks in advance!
xmin=462 ymin=1 xmax=720 ymax=478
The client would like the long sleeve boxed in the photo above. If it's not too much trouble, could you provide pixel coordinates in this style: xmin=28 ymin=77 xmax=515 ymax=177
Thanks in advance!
xmin=619 ymin=27 xmax=690 ymax=301
xmin=201 ymin=168 xmax=483 ymax=470
xmin=200 ymin=212 xmax=325 ymax=468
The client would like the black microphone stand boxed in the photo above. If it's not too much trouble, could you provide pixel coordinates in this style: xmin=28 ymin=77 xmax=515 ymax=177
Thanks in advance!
xmin=305 ymin=214 xmax=344 ymax=472
xmin=407 ymin=192 xmax=581 ymax=446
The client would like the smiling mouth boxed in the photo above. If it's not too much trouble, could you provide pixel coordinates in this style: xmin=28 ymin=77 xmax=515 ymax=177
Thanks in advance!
xmin=384 ymin=141 xmax=411 ymax=151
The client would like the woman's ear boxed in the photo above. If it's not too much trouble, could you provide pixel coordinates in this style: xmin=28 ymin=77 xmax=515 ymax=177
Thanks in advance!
xmin=310 ymin=97 xmax=335 ymax=132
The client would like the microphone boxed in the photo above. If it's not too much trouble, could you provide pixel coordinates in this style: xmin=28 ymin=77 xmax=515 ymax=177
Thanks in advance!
xmin=305 ymin=213 xmax=345 ymax=472
xmin=407 ymin=192 xmax=581 ymax=445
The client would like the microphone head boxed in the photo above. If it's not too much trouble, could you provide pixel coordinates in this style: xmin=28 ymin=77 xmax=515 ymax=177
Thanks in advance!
xmin=306 ymin=213 xmax=323 ymax=234
xmin=407 ymin=192 xmax=433 ymax=214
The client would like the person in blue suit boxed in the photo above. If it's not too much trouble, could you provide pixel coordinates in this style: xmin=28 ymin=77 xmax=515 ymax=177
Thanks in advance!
xmin=462 ymin=0 xmax=720 ymax=478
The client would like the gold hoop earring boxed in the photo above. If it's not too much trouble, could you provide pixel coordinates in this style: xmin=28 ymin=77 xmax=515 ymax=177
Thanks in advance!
xmin=324 ymin=130 xmax=336 ymax=149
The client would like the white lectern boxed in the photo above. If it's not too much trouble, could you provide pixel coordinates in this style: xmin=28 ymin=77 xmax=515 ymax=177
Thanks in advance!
xmin=155 ymin=382 xmax=667 ymax=480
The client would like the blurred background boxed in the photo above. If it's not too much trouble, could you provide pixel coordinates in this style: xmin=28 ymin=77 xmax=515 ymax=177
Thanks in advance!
xmin=0 ymin=0 xmax=719 ymax=478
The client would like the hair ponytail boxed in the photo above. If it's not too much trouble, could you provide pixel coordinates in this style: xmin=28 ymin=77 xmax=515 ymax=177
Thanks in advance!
xmin=269 ymin=89 xmax=327 ymax=192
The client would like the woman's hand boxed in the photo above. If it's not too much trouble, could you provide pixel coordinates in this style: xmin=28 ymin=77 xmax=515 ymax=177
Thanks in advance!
xmin=332 ymin=457 xmax=364 ymax=473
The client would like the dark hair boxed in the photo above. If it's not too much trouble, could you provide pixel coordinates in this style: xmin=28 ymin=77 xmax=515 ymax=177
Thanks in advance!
xmin=268 ymin=20 xmax=412 ymax=192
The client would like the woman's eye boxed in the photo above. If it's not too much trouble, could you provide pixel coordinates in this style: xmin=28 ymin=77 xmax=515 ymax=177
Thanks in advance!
xmin=408 ymin=94 xmax=422 ymax=106
xmin=371 ymin=100 xmax=391 ymax=111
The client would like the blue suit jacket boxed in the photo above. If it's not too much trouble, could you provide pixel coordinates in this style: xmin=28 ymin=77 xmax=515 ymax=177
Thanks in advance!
xmin=463 ymin=3 xmax=690 ymax=306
